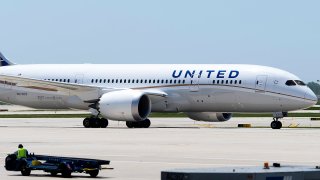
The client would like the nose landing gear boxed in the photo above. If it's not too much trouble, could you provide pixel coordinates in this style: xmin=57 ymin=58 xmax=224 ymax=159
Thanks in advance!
xmin=270 ymin=112 xmax=287 ymax=129
xmin=271 ymin=118 xmax=282 ymax=129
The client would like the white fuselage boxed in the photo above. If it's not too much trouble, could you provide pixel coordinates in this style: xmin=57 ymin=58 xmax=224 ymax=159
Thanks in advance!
xmin=0 ymin=64 xmax=317 ymax=113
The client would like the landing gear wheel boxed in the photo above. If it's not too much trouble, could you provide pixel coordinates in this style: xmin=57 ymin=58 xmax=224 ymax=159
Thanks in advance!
xmin=277 ymin=121 xmax=282 ymax=129
xmin=91 ymin=118 xmax=101 ymax=128
xmin=88 ymin=170 xmax=99 ymax=177
xmin=126 ymin=121 xmax=134 ymax=128
xmin=141 ymin=119 xmax=151 ymax=128
xmin=83 ymin=117 xmax=109 ymax=128
xmin=83 ymin=118 xmax=91 ymax=128
xmin=126 ymin=119 xmax=151 ymax=128
xmin=271 ymin=119 xmax=282 ymax=129
xmin=100 ymin=118 xmax=108 ymax=128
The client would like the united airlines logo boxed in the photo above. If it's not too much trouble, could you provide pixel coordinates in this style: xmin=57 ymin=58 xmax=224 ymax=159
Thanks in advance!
xmin=172 ymin=70 xmax=239 ymax=79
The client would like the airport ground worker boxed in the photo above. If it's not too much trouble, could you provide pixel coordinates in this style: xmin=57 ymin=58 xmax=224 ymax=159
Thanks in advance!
xmin=15 ymin=144 xmax=28 ymax=159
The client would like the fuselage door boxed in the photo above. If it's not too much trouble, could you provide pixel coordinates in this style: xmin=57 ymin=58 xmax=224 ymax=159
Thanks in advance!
xmin=75 ymin=74 xmax=84 ymax=84
xmin=255 ymin=75 xmax=268 ymax=92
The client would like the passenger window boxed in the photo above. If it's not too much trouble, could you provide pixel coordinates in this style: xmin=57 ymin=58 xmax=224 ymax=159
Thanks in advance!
xmin=170 ymin=80 xmax=172 ymax=84
xmin=221 ymin=80 xmax=224 ymax=84
xmin=285 ymin=80 xmax=296 ymax=86
xmin=166 ymin=80 xmax=168 ymax=83
xmin=140 ymin=79 xmax=143 ymax=83
xmin=116 ymin=79 xmax=118 ymax=83
xmin=212 ymin=80 xmax=215 ymax=84
xmin=91 ymin=79 xmax=94 ymax=83
xmin=230 ymin=80 xmax=233 ymax=84
xmin=178 ymin=80 xmax=181 ymax=84
xmin=295 ymin=80 xmax=306 ymax=86
xmin=100 ymin=79 xmax=102 ymax=83
xmin=112 ymin=79 xmax=114 ymax=83
xmin=239 ymin=80 xmax=242 ymax=84
xmin=234 ymin=80 xmax=238 ymax=84
xmin=157 ymin=80 xmax=160 ymax=83
xmin=128 ymin=79 xmax=131 ymax=83
xmin=68 ymin=79 xmax=70 ymax=83
xmin=104 ymin=79 xmax=106 ymax=83
xmin=226 ymin=80 xmax=228 ymax=84
xmin=149 ymin=80 xmax=152 ymax=83
xmin=183 ymin=80 xmax=185 ymax=84
xmin=124 ymin=79 xmax=126 ymax=83
xmin=217 ymin=80 xmax=220 ymax=84
xmin=120 ymin=79 xmax=122 ymax=83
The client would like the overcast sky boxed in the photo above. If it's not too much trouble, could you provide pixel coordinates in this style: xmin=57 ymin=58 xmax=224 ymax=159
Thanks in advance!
xmin=0 ymin=0 xmax=319 ymax=82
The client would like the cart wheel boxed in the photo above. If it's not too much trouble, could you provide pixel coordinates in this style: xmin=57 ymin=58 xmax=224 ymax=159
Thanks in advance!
xmin=89 ymin=170 xmax=99 ymax=178
xmin=61 ymin=170 xmax=71 ymax=178
xmin=20 ymin=163 xmax=31 ymax=176
xmin=50 ymin=172 xmax=58 ymax=176
xmin=59 ymin=163 xmax=72 ymax=178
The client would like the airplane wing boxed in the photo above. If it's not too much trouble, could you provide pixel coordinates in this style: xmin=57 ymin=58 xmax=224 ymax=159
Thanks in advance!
xmin=0 ymin=74 xmax=167 ymax=101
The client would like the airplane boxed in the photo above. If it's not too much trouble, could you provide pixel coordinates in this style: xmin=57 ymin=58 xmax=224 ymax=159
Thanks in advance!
xmin=0 ymin=51 xmax=317 ymax=129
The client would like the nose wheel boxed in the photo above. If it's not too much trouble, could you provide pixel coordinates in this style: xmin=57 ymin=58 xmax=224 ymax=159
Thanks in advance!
xmin=83 ymin=117 xmax=108 ymax=128
xmin=270 ymin=118 xmax=282 ymax=129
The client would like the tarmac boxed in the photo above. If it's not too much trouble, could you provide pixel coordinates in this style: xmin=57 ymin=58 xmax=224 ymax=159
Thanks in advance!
xmin=1 ymin=117 xmax=320 ymax=179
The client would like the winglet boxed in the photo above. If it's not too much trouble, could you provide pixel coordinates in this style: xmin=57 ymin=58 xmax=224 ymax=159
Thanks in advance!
xmin=0 ymin=52 xmax=15 ymax=66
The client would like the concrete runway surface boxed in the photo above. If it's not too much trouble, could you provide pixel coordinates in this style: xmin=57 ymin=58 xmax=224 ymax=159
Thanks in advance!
xmin=1 ymin=117 xmax=320 ymax=179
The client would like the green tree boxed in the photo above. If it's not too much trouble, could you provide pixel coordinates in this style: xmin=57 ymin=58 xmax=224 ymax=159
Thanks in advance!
xmin=307 ymin=82 xmax=320 ymax=95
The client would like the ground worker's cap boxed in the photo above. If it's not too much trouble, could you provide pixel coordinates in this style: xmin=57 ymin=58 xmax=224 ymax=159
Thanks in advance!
xmin=18 ymin=144 xmax=23 ymax=148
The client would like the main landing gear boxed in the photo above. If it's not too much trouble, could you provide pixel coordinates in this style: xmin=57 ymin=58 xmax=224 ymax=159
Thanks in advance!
xmin=83 ymin=117 xmax=108 ymax=128
xmin=126 ymin=119 xmax=151 ymax=128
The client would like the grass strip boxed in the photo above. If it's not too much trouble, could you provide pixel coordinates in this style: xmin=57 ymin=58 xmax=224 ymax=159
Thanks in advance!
xmin=305 ymin=107 xmax=320 ymax=110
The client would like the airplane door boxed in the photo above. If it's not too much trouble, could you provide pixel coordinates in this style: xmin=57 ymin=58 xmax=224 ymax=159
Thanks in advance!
xmin=255 ymin=75 xmax=267 ymax=92
xmin=75 ymin=74 xmax=84 ymax=84
xmin=190 ymin=79 xmax=199 ymax=92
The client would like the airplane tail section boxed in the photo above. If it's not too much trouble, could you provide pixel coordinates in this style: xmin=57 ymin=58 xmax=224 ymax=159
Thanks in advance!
xmin=0 ymin=52 xmax=15 ymax=66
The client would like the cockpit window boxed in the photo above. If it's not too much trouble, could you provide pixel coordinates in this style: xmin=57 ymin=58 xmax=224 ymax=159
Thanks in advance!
xmin=295 ymin=80 xmax=306 ymax=86
xmin=285 ymin=80 xmax=296 ymax=86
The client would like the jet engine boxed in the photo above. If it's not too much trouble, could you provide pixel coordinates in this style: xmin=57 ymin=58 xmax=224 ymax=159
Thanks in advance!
xmin=98 ymin=90 xmax=151 ymax=121
xmin=186 ymin=112 xmax=232 ymax=122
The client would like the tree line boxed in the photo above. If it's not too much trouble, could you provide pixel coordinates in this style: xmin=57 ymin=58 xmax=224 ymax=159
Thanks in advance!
xmin=308 ymin=82 xmax=320 ymax=96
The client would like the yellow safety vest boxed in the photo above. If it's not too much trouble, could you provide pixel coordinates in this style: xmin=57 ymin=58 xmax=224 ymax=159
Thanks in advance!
xmin=17 ymin=148 xmax=27 ymax=159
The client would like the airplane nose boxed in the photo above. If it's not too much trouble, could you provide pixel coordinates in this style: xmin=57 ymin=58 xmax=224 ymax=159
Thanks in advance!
xmin=305 ymin=89 xmax=318 ymax=105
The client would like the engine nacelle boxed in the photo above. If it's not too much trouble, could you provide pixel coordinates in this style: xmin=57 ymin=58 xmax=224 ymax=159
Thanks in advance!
xmin=186 ymin=112 xmax=232 ymax=122
xmin=98 ymin=90 xmax=151 ymax=121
